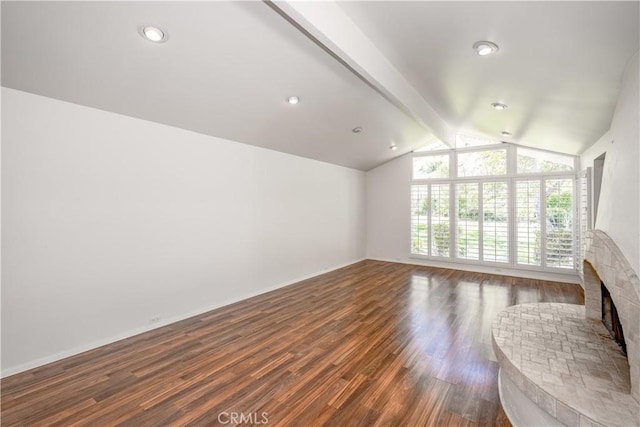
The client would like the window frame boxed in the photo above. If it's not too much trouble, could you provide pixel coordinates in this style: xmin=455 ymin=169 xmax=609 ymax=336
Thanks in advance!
xmin=409 ymin=142 xmax=578 ymax=274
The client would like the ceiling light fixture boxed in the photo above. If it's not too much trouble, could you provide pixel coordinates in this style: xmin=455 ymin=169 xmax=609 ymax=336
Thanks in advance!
xmin=141 ymin=26 xmax=166 ymax=43
xmin=286 ymin=96 xmax=300 ymax=105
xmin=352 ymin=127 xmax=363 ymax=133
xmin=491 ymin=102 xmax=508 ymax=111
xmin=389 ymin=143 xmax=398 ymax=151
xmin=473 ymin=41 xmax=499 ymax=56
xmin=501 ymin=131 xmax=512 ymax=137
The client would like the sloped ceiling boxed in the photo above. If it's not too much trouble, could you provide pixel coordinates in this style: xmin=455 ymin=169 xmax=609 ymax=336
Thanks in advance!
xmin=337 ymin=1 xmax=640 ymax=155
xmin=2 ymin=1 xmax=638 ymax=170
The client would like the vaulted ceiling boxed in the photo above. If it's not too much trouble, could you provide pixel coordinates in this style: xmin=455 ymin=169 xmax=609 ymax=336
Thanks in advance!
xmin=2 ymin=1 xmax=638 ymax=171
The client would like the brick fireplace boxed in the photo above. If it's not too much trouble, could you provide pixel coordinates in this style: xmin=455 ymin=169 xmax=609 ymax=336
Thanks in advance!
xmin=583 ymin=230 xmax=639 ymax=403
xmin=492 ymin=229 xmax=639 ymax=426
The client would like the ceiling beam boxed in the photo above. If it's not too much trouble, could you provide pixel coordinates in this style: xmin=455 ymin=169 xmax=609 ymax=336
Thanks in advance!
xmin=267 ymin=0 xmax=454 ymax=147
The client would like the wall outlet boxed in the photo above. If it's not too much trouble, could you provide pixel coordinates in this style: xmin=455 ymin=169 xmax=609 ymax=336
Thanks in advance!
xmin=150 ymin=317 xmax=161 ymax=324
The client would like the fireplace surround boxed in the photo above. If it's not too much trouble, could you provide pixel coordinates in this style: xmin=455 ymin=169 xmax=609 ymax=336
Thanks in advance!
xmin=583 ymin=230 xmax=639 ymax=402
xmin=492 ymin=230 xmax=639 ymax=426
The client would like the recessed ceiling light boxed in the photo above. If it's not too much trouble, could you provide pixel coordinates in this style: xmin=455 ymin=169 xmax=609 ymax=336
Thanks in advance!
xmin=141 ymin=26 xmax=166 ymax=43
xmin=286 ymin=96 xmax=300 ymax=105
xmin=389 ymin=143 xmax=398 ymax=151
xmin=473 ymin=41 xmax=499 ymax=56
xmin=501 ymin=131 xmax=512 ymax=137
xmin=491 ymin=102 xmax=508 ymax=111
xmin=352 ymin=127 xmax=363 ymax=133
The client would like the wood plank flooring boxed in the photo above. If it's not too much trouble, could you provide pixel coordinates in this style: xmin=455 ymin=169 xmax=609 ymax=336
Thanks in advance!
xmin=1 ymin=260 xmax=584 ymax=426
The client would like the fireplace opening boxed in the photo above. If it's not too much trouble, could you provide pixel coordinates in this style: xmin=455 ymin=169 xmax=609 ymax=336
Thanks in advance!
xmin=601 ymin=282 xmax=627 ymax=355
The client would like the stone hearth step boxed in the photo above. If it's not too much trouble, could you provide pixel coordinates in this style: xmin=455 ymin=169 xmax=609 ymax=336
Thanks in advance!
xmin=492 ymin=302 xmax=639 ymax=427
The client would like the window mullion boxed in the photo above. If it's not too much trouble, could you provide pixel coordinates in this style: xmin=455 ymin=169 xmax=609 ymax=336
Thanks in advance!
xmin=575 ymin=175 xmax=580 ymax=273
xmin=450 ymin=153 xmax=457 ymax=260
xmin=427 ymin=184 xmax=432 ymax=256
xmin=508 ymin=177 xmax=517 ymax=268
xmin=478 ymin=182 xmax=484 ymax=262
xmin=410 ymin=144 xmax=577 ymax=274
xmin=450 ymin=182 xmax=456 ymax=260
xmin=540 ymin=177 xmax=547 ymax=268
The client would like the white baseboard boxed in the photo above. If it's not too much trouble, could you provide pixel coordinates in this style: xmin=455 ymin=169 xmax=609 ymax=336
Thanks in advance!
xmin=1 ymin=257 xmax=366 ymax=378
xmin=2 ymin=256 xmax=577 ymax=377
xmin=368 ymin=257 xmax=581 ymax=284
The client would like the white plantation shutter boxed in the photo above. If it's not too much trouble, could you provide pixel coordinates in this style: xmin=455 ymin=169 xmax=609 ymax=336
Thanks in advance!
xmin=456 ymin=183 xmax=480 ymax=260
xmin=483 ymin=181 xmax=509 ymax=263
xmin=411 ymin=184 xmax=451 ymax=258
xmin=410 ymin=185 xmax=429 ymax=255
xmin=545 ymin=178 xmax=575 ymax=269
xmin=430 ymin=184 xmax=450 ymax=257
xmin=516 ymin=180 xmax=542 ymax=266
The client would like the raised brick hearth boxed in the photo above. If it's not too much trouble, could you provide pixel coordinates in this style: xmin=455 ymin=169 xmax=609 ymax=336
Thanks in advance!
xmin=492 ymin=230 xmax=639 ymax=426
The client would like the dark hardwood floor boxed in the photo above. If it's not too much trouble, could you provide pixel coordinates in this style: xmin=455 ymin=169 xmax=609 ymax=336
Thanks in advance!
xmin=1 ymin=260 xmax=584 ymax=426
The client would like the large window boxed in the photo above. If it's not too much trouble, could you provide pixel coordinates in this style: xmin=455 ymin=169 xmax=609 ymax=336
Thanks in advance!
xmin=410 ymin=143 xmax=577 ymax=273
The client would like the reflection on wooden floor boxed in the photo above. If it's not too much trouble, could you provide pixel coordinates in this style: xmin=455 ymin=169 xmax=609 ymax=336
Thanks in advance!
xmin=1 ymin=260 xmax=584 ymax=426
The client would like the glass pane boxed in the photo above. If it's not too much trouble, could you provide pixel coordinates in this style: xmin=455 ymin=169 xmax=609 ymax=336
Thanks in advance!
xmin=457 ymin=149 xmax=507 ymax=177
xmin=413 ymin=155 xmax=450 ymax=179
xmin=516 ymin=180 xmax=541 ymax=266
xmin=414 ymin=139 xmax=450 ymax=152
xmin=430 ymin=184 xmax=450 ymax=257
xmin=483 ymin=182 xmax=509 ymax=263
xmin=456 ymin=183 xmax=480 ymax=260
xmin=517 ymin=147 xmax=574 ymax=174
xmin=411 ymin=185 xmax=429 ymax=255
xmin=455 ymin=134 xmax=498 ymax=148
xmin=545 ymin=178 xmax=574 ymax=269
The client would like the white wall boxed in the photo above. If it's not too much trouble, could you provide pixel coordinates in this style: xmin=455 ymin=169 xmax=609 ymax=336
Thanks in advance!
xmin=1 ymin=88 xmax=366 ymax=375
xmin=366 ymin=154 xmax=412 ymax=263
xmin=581 ymin=51 xmax=639 ymax=276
